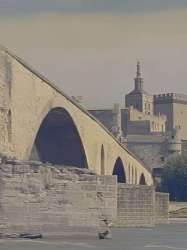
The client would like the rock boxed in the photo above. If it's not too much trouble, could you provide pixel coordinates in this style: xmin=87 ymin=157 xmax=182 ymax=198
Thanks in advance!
xmin=19 ymin=233 xmax=42 ymax=239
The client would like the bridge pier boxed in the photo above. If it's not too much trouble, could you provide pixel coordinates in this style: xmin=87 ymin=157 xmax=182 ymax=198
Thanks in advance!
xmin=0 ymin=160 xmax=168 ymax=234
xmin=116 ymin=184 xmax=169 ymax=227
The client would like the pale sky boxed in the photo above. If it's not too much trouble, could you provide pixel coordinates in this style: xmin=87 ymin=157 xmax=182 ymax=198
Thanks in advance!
xmin=0 ymin=1 xmax=187 ymax=108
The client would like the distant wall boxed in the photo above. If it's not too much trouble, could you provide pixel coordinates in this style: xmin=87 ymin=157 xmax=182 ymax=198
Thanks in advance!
xmin=127 ymin=120 xmax=150 ymax=135
xmin=173 ymin=103 xmax=187 ymax=140
xmin=88 ymin=109 xmax=115 ymax=133
xmin=154 ymin=95 xmax=173 ymax=132
xmin=127 ymin=139 xmax=167 ymax=170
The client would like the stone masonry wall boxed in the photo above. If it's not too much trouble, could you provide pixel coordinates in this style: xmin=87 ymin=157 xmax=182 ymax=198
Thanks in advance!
xmin=0 ymin=161 xmax=168 ymax=232
xmin=116 ymin=184 xmax=155 ymax=227
xmin=127 ymin=141 xmax=166 ymax=170
xmin=0 ymin=161 xmax=117 ymax=233
xmin=155 ymin=192 xmax=169 ymax=224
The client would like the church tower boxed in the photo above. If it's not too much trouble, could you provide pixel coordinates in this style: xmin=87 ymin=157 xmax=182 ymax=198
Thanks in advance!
xmin=125 ymin=62 xmax=154 ymax=115
xmin=134 ymin=61 xmax=144 ymax=92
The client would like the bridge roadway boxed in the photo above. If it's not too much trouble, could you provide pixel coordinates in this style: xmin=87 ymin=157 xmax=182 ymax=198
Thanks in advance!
xmin=0 ymin=47 xmax=153 ymax=185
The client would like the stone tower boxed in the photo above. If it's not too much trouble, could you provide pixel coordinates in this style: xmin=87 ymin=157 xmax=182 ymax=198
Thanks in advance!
xmin=125 ymin=62 xmax=154 ymax=115
xmin=134 ymin=61 xmax=144 ymax=92
xmin=167 ymin=126 xmax=182 ymax=154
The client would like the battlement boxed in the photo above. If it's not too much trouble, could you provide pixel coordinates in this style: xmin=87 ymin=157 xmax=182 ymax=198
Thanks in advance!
xmin=154 ymin=93 xmax=187 ymax=104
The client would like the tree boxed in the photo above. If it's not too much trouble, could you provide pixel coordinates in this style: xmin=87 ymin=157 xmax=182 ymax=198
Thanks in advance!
xmin=158 ymin=154 xmax=187 ymax=201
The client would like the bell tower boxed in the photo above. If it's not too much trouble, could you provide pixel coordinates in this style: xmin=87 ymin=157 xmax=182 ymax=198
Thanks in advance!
xmin=134 ymin=61 xmax=144 ymax=92
xmin=125 ymin=62 xmax=154 ymax=115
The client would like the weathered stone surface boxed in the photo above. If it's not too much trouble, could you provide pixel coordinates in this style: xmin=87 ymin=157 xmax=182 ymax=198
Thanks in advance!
xmin=0 ymin=161 xmax=169 ymax=232
xmin=116 ymin=184 xmax=155 ymax=227
xmin=0 ymin=163 xmax=117 ymax=233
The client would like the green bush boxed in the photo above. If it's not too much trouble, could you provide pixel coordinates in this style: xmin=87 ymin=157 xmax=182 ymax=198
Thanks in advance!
xmin=159 ymin=154 xmax=187 ymax=201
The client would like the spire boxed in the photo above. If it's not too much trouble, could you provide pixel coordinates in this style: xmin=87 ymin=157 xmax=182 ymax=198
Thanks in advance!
xmin=136 ymin=61 xmax=141 ymax=78
xmin=134 ymin=61 xmax=144 ymax=92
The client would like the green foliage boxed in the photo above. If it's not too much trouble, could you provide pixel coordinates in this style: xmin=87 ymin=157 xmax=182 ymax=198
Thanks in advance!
xmin=159 ymin=154 xmax=187 ymax=201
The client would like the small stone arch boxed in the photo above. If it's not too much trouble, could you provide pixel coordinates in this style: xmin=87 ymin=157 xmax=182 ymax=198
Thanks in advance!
xmin=112 ymin=157 xmax=126 ymax=183
xmin=139 ymin=173 xmax=146 ymax=185
xmin=100 ymin=145 xmax=105 ymax=175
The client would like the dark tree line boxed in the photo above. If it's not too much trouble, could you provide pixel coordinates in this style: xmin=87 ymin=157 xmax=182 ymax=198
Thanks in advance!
xmin=158 ymin=154 xmax=187 ymax=201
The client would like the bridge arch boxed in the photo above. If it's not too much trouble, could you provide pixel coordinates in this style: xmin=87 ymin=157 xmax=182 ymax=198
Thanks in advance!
xmin=112 ymin=157 xmax=126 ymax=183
xmin=0 ymin=48 xmax=154 ymax=185
xmin=100 ymin=145 xmax=105 ymax=175
xmin=30 ymin=107 xmax=88 ymax=168
xmin=139 ymin=173 xmax=146 ymax=185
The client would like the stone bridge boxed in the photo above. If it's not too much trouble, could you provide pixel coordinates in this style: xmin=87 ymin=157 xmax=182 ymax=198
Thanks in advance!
xmin=0 ymin=48 xmax=153 ymax=185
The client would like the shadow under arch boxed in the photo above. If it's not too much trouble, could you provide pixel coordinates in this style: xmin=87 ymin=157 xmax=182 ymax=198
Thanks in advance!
xmin=30 ymin=107 xmax=88 ymax=168
xmin=131 ymin=166 xmax=134 ymax=184
xmin=139 ymin=173 xmax=146 ymax=185
xmin=128 ymin=164 xmax=131 ymax=183
xmin=135 ymin=168 xmax=137 ymax=185
xmin=112 ymin=157 xmax=126 ymax=183
xmin=101 ymin=145 xmax=105 ymax=175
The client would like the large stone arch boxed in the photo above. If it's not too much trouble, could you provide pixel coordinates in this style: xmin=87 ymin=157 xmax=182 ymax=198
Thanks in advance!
xmin=112 ymin=157 xmax=126 ymax=183
xmin=100 ymin=145 xmax=105 ymax=175
xmin=30 ymin=107 xmax=88 ymax=168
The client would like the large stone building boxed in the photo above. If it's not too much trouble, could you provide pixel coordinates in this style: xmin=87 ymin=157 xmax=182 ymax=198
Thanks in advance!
xmin=89 ymin=62 xmax=187 ymax=172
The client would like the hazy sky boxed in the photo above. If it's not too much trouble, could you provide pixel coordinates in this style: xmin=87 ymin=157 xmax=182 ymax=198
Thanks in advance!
xmin=0 ymin=1 xmax=187 ymax=108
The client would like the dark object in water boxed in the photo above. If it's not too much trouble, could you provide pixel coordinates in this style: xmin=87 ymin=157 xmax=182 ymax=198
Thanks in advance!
xmin=19 ymin=233 xmax=42 ymax=239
